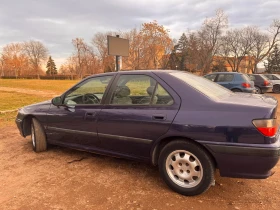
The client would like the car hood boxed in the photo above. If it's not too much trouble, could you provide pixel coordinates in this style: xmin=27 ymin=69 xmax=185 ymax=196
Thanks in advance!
xmin=21 ymin=100 xmax=52 ymax=113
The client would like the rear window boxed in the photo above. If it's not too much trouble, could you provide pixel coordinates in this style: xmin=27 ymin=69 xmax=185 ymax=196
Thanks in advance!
xmin=170 ymin=72 xmax=232 ymax=100
xmin=241 ymin=74 xmax=251 ymax=82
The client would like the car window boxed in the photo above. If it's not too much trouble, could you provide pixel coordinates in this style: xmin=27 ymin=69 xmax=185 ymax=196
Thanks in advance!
xmin=110 ymin=74 xmax=173 ymax=105
xmin=273 ymin=75 xmax=279 ymax=80
xmin=204 ymin=74 xmax=216 ymax=82
xmin=64 ymin=76 xmax=113 ymax=105
xmin=248 ymin=75 xmax=255 ymax=81
xmin=170 ymin=72 xmax=232 ymax=100
xmin=265 ymin=75 xmax=273 ymax=80
xmin=241 ymin=74 xmax=251 ymax=82
xmin=216 ymin=74 xmax=234 ymax=82
xmin=154 ymin=84 xmax=174 ymax=105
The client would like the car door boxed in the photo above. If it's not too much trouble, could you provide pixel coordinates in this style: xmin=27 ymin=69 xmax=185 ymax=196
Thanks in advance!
xmin=46 ymin=75 xmax=114 ymax=149
xmin=215 ymin=74 xmax=234 ymax=89
xmin=97 ymin=73 xmax=181 ymax=159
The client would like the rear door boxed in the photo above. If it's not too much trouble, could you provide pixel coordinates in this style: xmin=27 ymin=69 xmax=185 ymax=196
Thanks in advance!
xmin=215 ymin=74 xmax=234 ymax=89
xmin=97 ymin=73 xmax=180 ymax=159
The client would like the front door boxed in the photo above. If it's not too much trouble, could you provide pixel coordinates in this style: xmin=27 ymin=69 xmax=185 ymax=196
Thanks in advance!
xmin=97 ymin=73 xmax=180 ymax=159
xmin=46 ymin=75 xmax=113 ymax=149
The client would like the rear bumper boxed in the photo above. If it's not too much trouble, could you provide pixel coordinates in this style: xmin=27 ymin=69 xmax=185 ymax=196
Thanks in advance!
xmin=204 ymin=141 xmax=280 ymax=179
xmin=242 ymin=88 xmax=256 ymax=93
xmin=261 ymin=86 xmax=273 ymax=93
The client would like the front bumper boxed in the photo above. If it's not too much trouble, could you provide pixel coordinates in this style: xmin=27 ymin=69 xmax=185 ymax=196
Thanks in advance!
xmin=204 ymin=140 xmax=280 ymax=179
xmin=15 ymin=111 xmax=25 ymax=137
xmin=242 ymin=88 xmax=256 ymax=93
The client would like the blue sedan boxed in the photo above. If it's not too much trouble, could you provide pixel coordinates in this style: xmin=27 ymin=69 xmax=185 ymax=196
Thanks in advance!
xmin=15 ymin=70 xmax=280 ymax=196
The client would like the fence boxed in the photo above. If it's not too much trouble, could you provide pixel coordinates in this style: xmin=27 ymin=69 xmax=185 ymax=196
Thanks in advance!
xmin=0 ymin=75 xmax=80 ymax=80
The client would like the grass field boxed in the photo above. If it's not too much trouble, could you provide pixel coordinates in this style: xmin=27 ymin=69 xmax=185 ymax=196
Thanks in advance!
xmin=0 ymin=79 xmax=77 ymax=127
xmin=0 ymin=91 xmax=51 ymax=127
xmin=0 ymin=79 xmax=78 ymax=93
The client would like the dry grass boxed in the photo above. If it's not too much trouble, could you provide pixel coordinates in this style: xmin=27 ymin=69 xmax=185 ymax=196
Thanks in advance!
xmin=0 ymin=79 xmax=78 ymax=93
xmin=0 ymin=91 xmax=50 ymax=127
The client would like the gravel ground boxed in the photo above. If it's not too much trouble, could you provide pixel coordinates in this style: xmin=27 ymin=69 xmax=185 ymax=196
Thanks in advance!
xmin=0 ymin=94 xmax=280 ymax=210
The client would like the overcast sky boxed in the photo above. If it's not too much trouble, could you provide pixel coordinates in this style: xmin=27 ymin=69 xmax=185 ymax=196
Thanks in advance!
xmin=0 ymin=0 xmax=279 ymax=68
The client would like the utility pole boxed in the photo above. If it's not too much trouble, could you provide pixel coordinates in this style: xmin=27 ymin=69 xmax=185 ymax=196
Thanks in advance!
xmin=116 ymin=35 xmax=120 ymax=71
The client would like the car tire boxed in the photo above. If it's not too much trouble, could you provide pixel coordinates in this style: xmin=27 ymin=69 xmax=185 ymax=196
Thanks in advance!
xmin=273 ymin=85 xmax=280 ymax=93
xmin=158 ymin=140 xmax=215 ymax=196
xmin=255 ymin=86 xmax=262 ymax=94
xmin=231 ymin=88 xmax=241 ymax=92
xmin=31 ymin=118 xmax=47 ymax=152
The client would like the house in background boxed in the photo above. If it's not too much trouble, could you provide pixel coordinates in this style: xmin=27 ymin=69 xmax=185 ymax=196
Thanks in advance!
xmin=212 ymin=56 xmax=256 ymax=74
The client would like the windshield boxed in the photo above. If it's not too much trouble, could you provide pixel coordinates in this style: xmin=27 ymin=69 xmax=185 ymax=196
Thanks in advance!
xmin=170 ymin=72 xmax=232 ymax=100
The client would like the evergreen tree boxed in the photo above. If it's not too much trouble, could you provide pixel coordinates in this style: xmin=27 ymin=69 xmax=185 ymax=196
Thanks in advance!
xmin=176 ymin=33 xmax=188 ymax=70
xmin=46 ymin=56 xmax=57 ymax=75
xmin=264 ymin=44 xmax=280 ymax=73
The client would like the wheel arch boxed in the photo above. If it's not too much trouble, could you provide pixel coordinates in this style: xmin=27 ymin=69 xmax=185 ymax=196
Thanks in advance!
xmin=22 ymin=114 xmax=36 ymax=137
xmin=151 ymin=136 xmax=217 ymax=168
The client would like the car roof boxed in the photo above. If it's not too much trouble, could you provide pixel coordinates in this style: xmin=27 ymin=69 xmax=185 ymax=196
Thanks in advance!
xmin=87 ymin=69 xmax=180 ymax=78
xmin=207 ymin=72 xmax=242 ymax=75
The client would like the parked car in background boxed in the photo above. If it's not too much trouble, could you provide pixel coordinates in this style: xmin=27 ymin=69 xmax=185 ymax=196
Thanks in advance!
xmin=264 ymin=74 xmax=280 ymax=93
xmin=204 ymin=72 xmax=255 ymax=93
xmin=15 ymin=70 xmax=280 ymax=196
xmin=247 ymin=74 xmax=273 ymax=94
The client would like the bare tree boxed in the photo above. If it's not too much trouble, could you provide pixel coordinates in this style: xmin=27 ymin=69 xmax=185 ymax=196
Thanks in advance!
xmin=23 ymin=40 xmax=48 ymax=78
xmin=92 ymin=32 xmax=116 ymax=72
xmin=250 ymin=19 xmax=280 ymax=73
xmin=196 ymin=9 xmax=228 ymax=74
xmin=122 ymin=28 xmax=142 ymax=70
xmin=0 ymin=55 xmax=4 ymax=77
xmin=1 ymin=42 xmax=31 ymax=77
xmin=220 ymin=27 xmax=255 ymax=72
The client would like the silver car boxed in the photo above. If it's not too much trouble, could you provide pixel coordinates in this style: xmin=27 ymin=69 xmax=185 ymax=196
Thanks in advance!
xmin=264 ymin=74 xmax=280 ymax=93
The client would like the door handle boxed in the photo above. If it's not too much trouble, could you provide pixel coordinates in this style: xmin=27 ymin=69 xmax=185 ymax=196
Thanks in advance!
xmin=152 ymin=114 xmax=166 ymax=121
xmin=84 ymin=112 xmax=96 ymax=120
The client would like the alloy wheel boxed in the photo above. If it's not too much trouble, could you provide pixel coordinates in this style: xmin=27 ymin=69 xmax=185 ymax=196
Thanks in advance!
xmin=165 ymin=150 xmax=203 ymax=188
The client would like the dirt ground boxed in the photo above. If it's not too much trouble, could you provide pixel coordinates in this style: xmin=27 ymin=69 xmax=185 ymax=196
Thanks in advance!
xmin=1 ymin=94 xmax=280 ymax=210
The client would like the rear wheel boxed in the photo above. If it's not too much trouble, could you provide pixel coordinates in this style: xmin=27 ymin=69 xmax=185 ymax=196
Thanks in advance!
xmin=31 ymin=118 xmax=47 ymax=152
xmin=158 ymin=140 xmax=215 ymax=196
xmin=255 ymin=86 xmax=262 ymax=94
xmin=273 ymin=85 xmax=280 ymax=93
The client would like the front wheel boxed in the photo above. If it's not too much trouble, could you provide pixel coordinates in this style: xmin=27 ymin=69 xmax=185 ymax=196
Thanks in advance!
xmin=31 ymin=118 xmax=47 ymax=152
xmin=158 ymin=140 xmax=215 ymax=196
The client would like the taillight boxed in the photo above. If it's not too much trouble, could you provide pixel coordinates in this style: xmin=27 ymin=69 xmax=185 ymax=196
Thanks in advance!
xmin=263 ymin=80 xmax=269 ymax=86
xmin=242 ymin=83 xmax=251 ymax=88
xmin=252 ymin=119 xmax=278 ymax=137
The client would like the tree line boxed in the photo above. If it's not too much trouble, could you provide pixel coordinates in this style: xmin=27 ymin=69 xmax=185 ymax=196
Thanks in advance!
xmin=1 ymin=9 xmax=280 ymax=79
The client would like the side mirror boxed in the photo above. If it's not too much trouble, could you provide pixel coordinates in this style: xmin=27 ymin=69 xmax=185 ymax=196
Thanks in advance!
xmin=52 ymin=96 xmax=63 ymax=106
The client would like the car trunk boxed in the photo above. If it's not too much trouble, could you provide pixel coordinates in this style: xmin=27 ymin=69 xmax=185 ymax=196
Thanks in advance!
xmin=219 ymin=93 xmax=278 ymax=119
